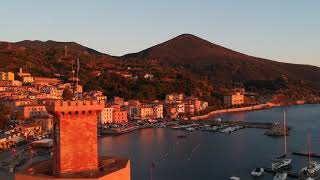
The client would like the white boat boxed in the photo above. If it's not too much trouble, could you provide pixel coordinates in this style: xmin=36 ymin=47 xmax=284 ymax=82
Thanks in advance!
xmin=229 ymin=176 xmax=240 ymax=180
xmin=220 ymin=127 xmax=233 ymax=133
xmin=272 ymin=110 xmax=292 ymax=170
xmin=301 ymin=162 xmax=320 ymax=176
xmin=215 ymin=117 xmax=222 ymax=122
xmin=273 ymin=172 xmax=287 ymax=180
xmin=251 ymin=167 xmax=264 ymax=176
xmin=186 ymin=127 xmax=195 ymax=131
xmin=220 ymin=126 xmax=243 ymax=134
xmin=272 ymin=158 xmax=292 ymax=170
xmin=300 ymin=134 xmax=320 ymax=177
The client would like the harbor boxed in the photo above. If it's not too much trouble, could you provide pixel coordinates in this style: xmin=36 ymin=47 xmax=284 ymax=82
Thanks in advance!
xmin=97 ymin=104 xmax=320 ymax=180
xmin=2 ymin=104 xmax=320 ymax=179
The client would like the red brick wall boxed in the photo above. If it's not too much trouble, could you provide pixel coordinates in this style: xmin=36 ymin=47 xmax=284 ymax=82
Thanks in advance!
xmin=54 ymin=113 xmax=98 ymax=175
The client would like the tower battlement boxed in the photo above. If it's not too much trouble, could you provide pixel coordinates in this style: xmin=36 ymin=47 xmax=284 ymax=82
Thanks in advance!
xmin=46 ymin=100 xmax=105 ymax=117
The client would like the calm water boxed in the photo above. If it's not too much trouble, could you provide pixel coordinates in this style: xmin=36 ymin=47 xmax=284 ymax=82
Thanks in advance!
xmin=98 ymin=104 xmax=320 ymax=180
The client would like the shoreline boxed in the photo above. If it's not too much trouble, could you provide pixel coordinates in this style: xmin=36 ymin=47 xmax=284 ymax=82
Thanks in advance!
xmin=187 ymin=101 xmax=306 ymax=121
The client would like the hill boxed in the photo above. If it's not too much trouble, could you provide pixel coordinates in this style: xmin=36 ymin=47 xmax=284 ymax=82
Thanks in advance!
xmin=123 ymin=34 xmax=320 ymax=82
xmin=0 ymin=34 xmax=320 ymax=105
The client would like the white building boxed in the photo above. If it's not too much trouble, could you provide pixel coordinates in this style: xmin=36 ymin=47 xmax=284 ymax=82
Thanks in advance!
xmin=98 ymin=107 xmax=113 ymax=124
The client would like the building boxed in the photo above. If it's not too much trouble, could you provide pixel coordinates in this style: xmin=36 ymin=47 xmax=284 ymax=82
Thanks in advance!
xmin=129 ymin=105 xmax=155 ymax=120
xmin=164 ymin=105 xmax=178 ymax=119
xmin=41 ymin=86 xmax=64 ymax=99
xmin=113 ymin=110 xmax=128 ymax=123
xmin=165 ymin=93 xmax=184 ymax=103
xmin=16 ymin=123 xmax=42 ymax=138
xmin=18 ymin=104 xmax=49 ymax=119
xmin=152 ymin=104 xmax=163 ymax=119
xmin=22 ymin=76 xmax=34 ymax=84
xmin=224 ymin=92 xmax=245 ymax=107
xmin=15 ymin=99 xmax=131 ymax=180
xmin=33 ymin=77 xmax=61 ymax=85
xmin=184 ymin=103 xmax=195 ymax=116
xmin=98 ymin=107 xmax=113 ymax=124
xmin=34 ymin=115 xmax=54 ymax=134
xmin=0 ymin=72 xmax=14 ymax=81
xmin=1 ymin=98 xmax=34 ymax=110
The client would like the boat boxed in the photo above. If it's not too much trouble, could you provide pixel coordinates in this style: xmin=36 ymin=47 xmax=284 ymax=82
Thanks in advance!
xmin=171 ymin=125 xmax=181 ymax=130
xmin=229 ymin=176 xmax=240 ymax=180
xmin=215 ymin=117 xmax=222 ymax=122
xmin=220 ymin=126 xmax=243 ymax=134
xmin=271 ymin=110 xmax=292 ymax=170
xmin=301 ymin=162 xmax=320 ymax=176
xmin=186 ymin=127 xmax=195 ymax=131
xmin=220 ymin=127 xmax=233 ymax=134
xmin=300 ymin=134 xmax=320 ymax=177
xmin=273 ymin=172 xmax=287 ymax=180
xmin=201 ymin=126 xmax=219 ymax=131
xmin=272 ymin=158 xmax=292 ymax=170
xmin=251 ymin=167 xmax=264 ymax=176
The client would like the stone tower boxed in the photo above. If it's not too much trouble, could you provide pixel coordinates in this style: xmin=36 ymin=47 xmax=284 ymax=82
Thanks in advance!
xmin=15 ymin=99 xmax=131 ymax=180
xmin=47 ymin=100 xmax=104 ymax=175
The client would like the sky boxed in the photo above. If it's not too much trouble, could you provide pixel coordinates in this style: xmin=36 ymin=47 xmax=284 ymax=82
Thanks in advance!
xmin=0 ymin=1 xmax=319 ymax=66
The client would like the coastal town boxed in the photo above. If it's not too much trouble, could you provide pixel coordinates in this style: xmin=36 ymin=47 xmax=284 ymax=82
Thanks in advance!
xmin=0 ymin=66 xmax=298 ymax=177
xmin=0 ymin=67 xmax=300 ymax=148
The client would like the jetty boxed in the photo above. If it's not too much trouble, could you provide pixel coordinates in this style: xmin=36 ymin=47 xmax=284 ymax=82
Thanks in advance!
xmin=100 ymin=126 xmax=141 ymax=136
xmin=264 ymin=167 xmax=299 ymax=178
xmin=292 ymin=151 xmax=320 ymax=158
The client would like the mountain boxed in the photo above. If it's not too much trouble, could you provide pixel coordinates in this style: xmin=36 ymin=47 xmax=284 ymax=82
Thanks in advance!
xmin=123 ymin=34 xmax=320 ymax=82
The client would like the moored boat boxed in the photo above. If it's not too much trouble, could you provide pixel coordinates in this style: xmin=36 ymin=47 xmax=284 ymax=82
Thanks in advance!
xmin=273 ymin=172 xmax=287 ymax=180
xmin=271 ymin=109 xmax=292 ymax=170
xmin=299 ymin=134 xmax=320 ymax=178
xmin=229 ymin=176 xmax=240 ymax=180
xmin=251 ymin=167 xmax=264 ymax=176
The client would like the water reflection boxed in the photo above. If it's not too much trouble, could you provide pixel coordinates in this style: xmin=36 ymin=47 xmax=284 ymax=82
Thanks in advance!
xmin=99 ymin=104 xmax=320 ymax=180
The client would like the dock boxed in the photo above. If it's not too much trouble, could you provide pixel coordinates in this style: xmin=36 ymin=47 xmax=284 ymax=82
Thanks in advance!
xmin=264 ymin=167 xmax=299 ymax=178
xmin=292 ymin=151 xmax=320 ymax=158
xmin=100 ymin=126 xmax=141 ymax=136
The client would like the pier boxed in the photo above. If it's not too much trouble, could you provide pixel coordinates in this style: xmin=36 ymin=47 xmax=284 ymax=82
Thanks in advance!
xmin=292 ymin=151 xmax=320 ymax=158
xmin=264 ymin=167 xmax=299 ymax=178
xmin=100 ymin=126 xmax=141 ymax=136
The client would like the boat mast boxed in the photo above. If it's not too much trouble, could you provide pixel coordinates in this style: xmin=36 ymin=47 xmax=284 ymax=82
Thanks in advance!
xmin=284 ymin=109 xmax=287 ymax=156
xmin=308 ymin=133 xmax=311 ymax=163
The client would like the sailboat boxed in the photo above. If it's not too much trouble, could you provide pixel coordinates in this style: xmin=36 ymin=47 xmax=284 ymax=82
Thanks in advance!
xmin=300 ymin=134 xmax=320 ymax=178
xmin=272 ymin=109 xmax=292 ymax=171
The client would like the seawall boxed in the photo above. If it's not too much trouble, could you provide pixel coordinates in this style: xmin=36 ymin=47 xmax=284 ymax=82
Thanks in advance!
xmin=188 ymin=103 xmax=279 ymax=121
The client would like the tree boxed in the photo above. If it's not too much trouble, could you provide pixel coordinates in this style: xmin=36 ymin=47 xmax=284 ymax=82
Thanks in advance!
xmin=62 ymin=88 xmax=74 ymax=100
xmin=0 ymin=104 xmax=11 ymax=130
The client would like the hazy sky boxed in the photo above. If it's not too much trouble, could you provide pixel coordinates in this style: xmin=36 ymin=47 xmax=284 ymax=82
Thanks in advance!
xmin=1 ymin=1 xmax=319 ymax=66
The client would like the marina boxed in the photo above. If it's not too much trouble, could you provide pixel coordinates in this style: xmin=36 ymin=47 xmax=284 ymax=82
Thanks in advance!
xmin=2 ymin=104 xmax=320 ymax=179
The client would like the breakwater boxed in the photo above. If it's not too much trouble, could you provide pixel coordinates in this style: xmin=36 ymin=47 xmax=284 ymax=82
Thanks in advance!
xmin=188 ymin=103 xmax=278 ymax=121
